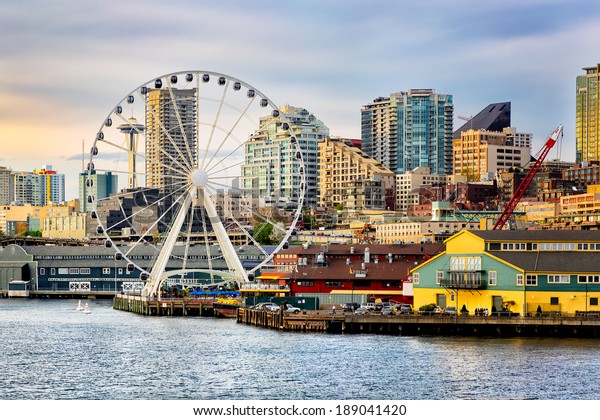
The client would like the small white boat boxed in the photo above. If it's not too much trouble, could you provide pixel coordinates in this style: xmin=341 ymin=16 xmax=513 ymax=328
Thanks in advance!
xmin=83 ymin=303 xmax=91 ymax=314
xmin=76 ymin=300 xmax=84 ymax=311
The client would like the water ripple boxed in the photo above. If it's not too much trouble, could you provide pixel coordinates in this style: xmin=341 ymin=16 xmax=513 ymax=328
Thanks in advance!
xmin=1 ymin=299 xmax=600 ymax=400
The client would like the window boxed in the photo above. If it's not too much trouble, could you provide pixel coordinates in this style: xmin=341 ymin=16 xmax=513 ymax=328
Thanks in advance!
xmin=489 ymin=271 xmax=497 ymax=286
xmin=39 ymin=268 xmax=45 ymax=275
xmin=550 ymin=297 xmax=559 ymax=305
xmin=450 ymin=256 xmax=481 ymax=271
xmin=296 ymin=281 xmax=314 ymax=287
xmin=551 ymin=243 xmax=563 ymax=251
xmin=590 ymin=297 xmax=598 ymax=306
xmin=412 ymin=273 xmax=420 ymax=284
xmin=578 ymin=275 xmax=600 ymax=283
xmin=436 ymin=271 xmax=443 ymax=284
xmin=102 ymin=268 xmax=111 ymax=275
xmin=466 ymin=257 xmax=481 ymax=271
xmin=564 ymin=243 xmax=575 ymax=250
xmin=526 ymin=275 xmax=537 ymax=286
xmin=118 ymin=268 xmax=123 ymax=275
xmin=450 ymin=257 xmax=465 ymax=271
xmin=325 ymin=281 xmax=342 ymax=287
xmin=69 ymin=268 xmax=79 ymax=275
xmin=548 ymin=275 xmax=569 ymax=284
xmin=516 ymin=274 xmax=524 ymax=286
xmin=80 ymin=268 xmax=90 ymax=275
xmin=50 ymin=268 xmax=56 ymax=275
xmin=540 ymin=243 xmax=551 ymax=251
xmin=58 ymin=268 xmax=68 ymax=275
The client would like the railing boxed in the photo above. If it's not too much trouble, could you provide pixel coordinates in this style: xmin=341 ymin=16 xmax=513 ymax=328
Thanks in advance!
xmin=239 ymin=283 xmax=290 ymax=291
xmin=439 ymin=277 xmax=484 ymax=289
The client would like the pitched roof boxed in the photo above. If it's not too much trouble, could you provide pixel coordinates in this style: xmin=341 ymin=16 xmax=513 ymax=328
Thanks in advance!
xmin=284 ymin=257 xmax=415 ymax=282
xmin=284 ymin=243 xmax=445 ymax=257
xmin=471 ymin=230 xmax=600 ymax=242
xmin=487 ymin=251 xmax=598 ymax=273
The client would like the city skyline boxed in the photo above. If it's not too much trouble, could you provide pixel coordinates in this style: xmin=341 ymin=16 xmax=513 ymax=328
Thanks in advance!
xmin=1 ymin=0 xmax=599 ymax=200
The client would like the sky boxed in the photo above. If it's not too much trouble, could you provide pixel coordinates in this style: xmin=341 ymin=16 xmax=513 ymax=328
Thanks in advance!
xmin=1 ymin=0 xmax=599 ymax=200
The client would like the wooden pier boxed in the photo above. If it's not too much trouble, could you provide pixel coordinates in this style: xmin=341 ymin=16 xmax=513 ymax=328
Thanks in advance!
xmin=237 ymin=309 xmax=600 ymax=338
xmin=113 ymin=294 xmax=219 ymax=317
xmin=237 ymin=308 xmax=345 ymax=332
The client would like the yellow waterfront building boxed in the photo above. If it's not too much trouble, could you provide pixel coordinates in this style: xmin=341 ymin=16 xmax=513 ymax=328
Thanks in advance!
xmin=411 ymin=230 xmax=600 ymax=316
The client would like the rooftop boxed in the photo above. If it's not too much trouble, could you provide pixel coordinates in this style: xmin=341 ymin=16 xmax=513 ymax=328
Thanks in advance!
xmin=470 ymin=230 xmax=600 ymax=242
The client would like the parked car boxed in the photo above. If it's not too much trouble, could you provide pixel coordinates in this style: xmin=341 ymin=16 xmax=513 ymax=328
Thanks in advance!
xmin=381 ymin=307 xmax=396 ymax=316
xmin=398 ymin=304 xmax=413 ymax=314
xmin=282 ymin=304 xmax=302 ymax=314
xmin=443 ymin=306 xmax=457 ymax=316
xmin=354 ymin=307 xmax=369 ymax=315
xmin=361 ymin=302 xmax=376 ymax=311
xmin=253 ymin=302 xmax=280 ymax=312
xmin=341 ymin=302 xmax=360 ymax=312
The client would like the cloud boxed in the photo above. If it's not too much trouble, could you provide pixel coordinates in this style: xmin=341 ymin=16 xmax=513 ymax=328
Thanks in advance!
xmin=0 ymin=0 xmax=598 ymax=199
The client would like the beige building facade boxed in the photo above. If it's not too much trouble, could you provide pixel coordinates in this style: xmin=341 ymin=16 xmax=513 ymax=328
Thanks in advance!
xmin=42 ymin=213 xmax=89 ymax=240
xmin=318 ymin=137 xmax=395 ymax=212
xmin=453 ymin=129 xmax=530 ymax=181
xmin=395 ymin=167 xmax=449 ymax=214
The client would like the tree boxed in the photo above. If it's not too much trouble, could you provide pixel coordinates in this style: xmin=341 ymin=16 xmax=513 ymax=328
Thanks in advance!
xmin=24 ymin=230 xmax=42 ymax=237
xmin=269 ymin=222 xmax=285 ymax=245
xmin=14 ymin=222 xmax=28 ymax=236
xmin=502 ymin=300 xmax=516 ymax=311
xmin=253 ymin=223 xmax=273 ymax=245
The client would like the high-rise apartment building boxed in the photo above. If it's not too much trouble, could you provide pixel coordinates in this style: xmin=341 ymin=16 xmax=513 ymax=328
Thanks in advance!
xmin=361 ymin=89 xmax=454 ymax=175
xmin=241 ymin=105 xmax=328 ymax=208
xmin=318 ymin=137 xmax=395 ymax=212
xmin=79 ymin=170 xmax=118 ymax=212
xmin=13 ymin=171 xmax=46 ymax=206
xmin=145 ymin=88 xmax=196 ymax=194
xmin=0 ymin=166 xmax=13 ymax=206
xmin=34 ymin=165 xmax=65 ymax=204
xmin=10 ymin=165 xmax=65 ymax=206
xmin=576 ymin=64 xmax=600 ymax=163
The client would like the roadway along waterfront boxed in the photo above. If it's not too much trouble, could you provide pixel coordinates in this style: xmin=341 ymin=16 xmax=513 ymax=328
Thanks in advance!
xmin=2 ymin=299 xmax=600 ymax=399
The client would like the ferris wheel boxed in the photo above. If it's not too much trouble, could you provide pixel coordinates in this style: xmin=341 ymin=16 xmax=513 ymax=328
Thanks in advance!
xmin=86 ymin=71 xmax=305 ymax=298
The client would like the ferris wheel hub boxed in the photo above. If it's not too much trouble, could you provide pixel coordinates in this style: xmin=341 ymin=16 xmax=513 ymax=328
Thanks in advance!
xmin=191 ymin=169 xmax=209 ymax=187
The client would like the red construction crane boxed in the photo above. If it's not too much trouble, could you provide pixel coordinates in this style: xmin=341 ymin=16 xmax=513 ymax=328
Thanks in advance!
xmin=493 ymin=124 xmax=564 ymax=230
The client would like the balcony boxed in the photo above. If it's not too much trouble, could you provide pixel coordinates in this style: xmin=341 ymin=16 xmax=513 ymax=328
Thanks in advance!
xmin=441 ymin=271 xmax=484 ymax=289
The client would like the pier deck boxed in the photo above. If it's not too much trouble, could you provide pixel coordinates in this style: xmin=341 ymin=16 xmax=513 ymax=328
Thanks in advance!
xmin=113 ymin=294 xmax=222 ymax=317
xmin=237 ymin=309 xmax=600 ymax=338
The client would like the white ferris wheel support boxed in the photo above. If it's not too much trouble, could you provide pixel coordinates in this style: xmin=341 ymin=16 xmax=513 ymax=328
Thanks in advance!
xmin=142 ymin=175 xmax=248 ymax=299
